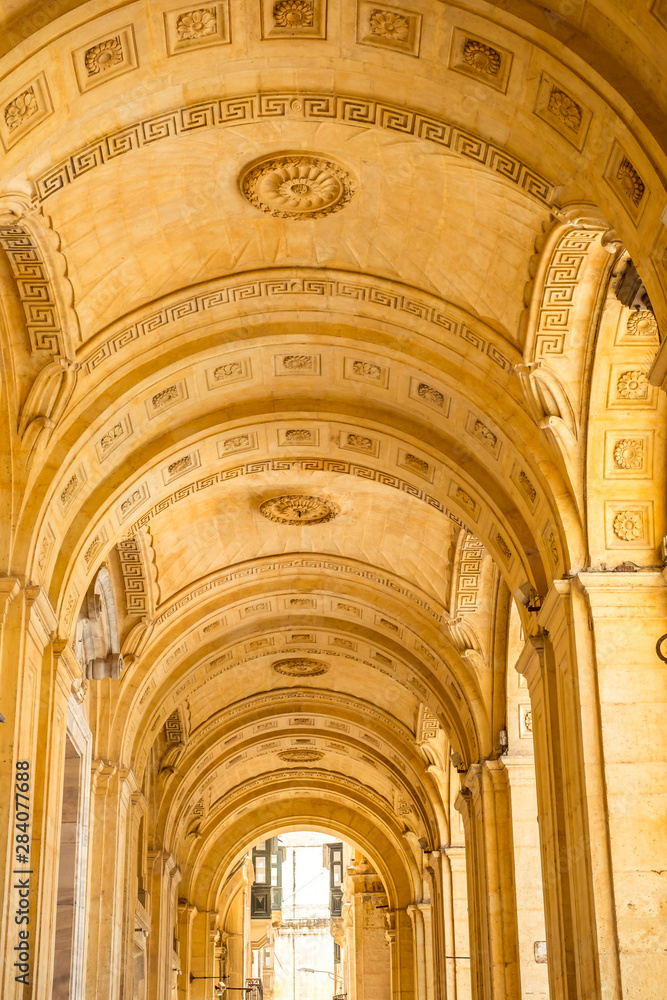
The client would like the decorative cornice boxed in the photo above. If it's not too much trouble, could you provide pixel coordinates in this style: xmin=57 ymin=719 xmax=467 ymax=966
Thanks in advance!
xmin=126 ymin=457 xmax=473 ymax=540
xmin=77 ymin=267 xmax=518 ymax=377
xmin=34 ymin=91 xmax=554 ymax=208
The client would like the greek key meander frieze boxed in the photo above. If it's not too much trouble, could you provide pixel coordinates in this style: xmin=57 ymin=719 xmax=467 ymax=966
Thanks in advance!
xmin=34 ymin=92 xmax=554 ymax=207
xmin=152 ymin=557 xmax=447 ymax=626
xmin=117 ymin=536 xmax=148 ymax=615
xmin=455 ymin=534 xmax=485 ymax=614
xmin=535 ymin=229 xmax=601 ymax=357
xmin=0 ymin=224 xmax=63 ymax=354
xmin=125 ymin=456 xmax=474 ymax=543
xmin=182 ymin=690 xmax=419 ymax=754
xmin=78 ymin=269 xmax=516 ymax=375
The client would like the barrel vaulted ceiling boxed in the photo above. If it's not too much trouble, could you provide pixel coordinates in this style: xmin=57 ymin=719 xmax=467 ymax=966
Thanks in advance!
xmin=1 ymin=0 xmax=666 ymax=884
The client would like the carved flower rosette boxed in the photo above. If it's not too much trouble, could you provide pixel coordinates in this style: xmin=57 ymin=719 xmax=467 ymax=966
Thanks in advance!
xmin=272 ymin=658 xmax=329 ymax=676
xmin=241 ymin=152 xmax=356 ymax=220
xmin=260 ymin=495 xmax=339 ymax=525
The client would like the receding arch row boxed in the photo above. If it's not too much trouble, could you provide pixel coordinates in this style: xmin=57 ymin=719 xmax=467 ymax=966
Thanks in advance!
xmin=157 ymin=709 xmax=444 ymax=852
xmin=180 ymin=780 xmax=425 ymax=913
xmin=39 ymin=383 xmax=574 ymax=629
xmin=110 ymin=564 xmax=498 ymax=764
xmin=123 ymin=613 xmax=484 ymax=784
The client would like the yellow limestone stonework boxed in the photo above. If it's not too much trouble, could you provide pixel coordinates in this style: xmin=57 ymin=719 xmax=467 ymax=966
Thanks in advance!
xmin=0 ymin=1 xmax=666 ymax=999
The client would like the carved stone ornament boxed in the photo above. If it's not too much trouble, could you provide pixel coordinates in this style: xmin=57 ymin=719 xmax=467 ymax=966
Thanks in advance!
xmin=370 ymin=10 xmax=409 ymax=40
xmin=463 ymin=39 xmax=501 ymax=76
xmin=613 ymin=439 xmax=643 ymax=469
xmin=5 ymin=88 xmax=38 ymax=131
xmin=240 ymin=152 xmax=356 ymax=219
xmin=277 ymin=748 xmax=324 ymax=761
xmin=616 ymin=158 xmax=645 ymax=208
xmin=272 ymin=657 xmax=330 ymax=676
xmin=617 ymin=370 xmax=649 ymax=400
xmin=273 ymin=0 xmax=314 ymax=26
xmin=260 ymin=494 xmax=339 ymax=524
xmin=612 ymin=510 xmax=643 ymax=541
xmin=626 ymin=310 xmax=658 ymax=339
xmin=547 ymin=88 xmax=582 ymax=132
xmin=85 ymin=36 xmax=124 ymax=75
xmin=177 ymin=8 xmax=218 ymax=39
xmin=347 ymin=433 xmax=373 ymax=450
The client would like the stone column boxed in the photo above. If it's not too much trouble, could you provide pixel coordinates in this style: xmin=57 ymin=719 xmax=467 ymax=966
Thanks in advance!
xmin=406 ymin=903 xmax=429 ymax=1000
xmin=342 ymin=899 xmax=355 ymax=1000
xmin=147 ymin=851 xmax=181 ymax=1000
xmin=442 ymin=847 xmax=470 ymax=1000
xmin=502 ymin=758 xmax=548 ymax=1000
xmin=187 ymin=908 xmax=218 ymax=1000
xmin=85 ymin=762 xmax=138 ymax=1000
xmin=344 ymin=858 xmax=393 ymax=1000
xmin=0 ymin=584 xmax=89 ymax=1000
xmin=176 ymin=900 xmax=198 ymax=999
xmin=123 ymin=790 xmax=149 ymax=1000
xmin=455 ymin=761 xmax=521 ymax=1000
xmin=424 ymin=853 xmax=446 ymax=1000
xmin=385 ymin=907 xmax=415 ymax=1000
xmin=516 ymin=578 xmax=622 ymax=1000
xmin=579 ymin=572 xmax=667 ymax=996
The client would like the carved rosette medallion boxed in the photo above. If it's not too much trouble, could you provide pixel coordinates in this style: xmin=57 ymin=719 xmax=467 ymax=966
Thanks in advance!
xmin=277 ymin=748 xmax=324 ymax=762
xmin=613 ymin=439 xmax=643 ymax=469
xmin=272 ymin=658 xmax=330 ymax=676
xmin=612 ymin=510 xmax=643 ymax=541
xmin=260 ymin=495 xmax=339 ymax=524
xmin=240 ymin=153 xmax=356 ymax=219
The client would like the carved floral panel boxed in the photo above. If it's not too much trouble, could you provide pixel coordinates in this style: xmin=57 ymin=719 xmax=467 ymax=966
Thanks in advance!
xmin=71 ymin=26 xmax=139 ymax=92
xmin=260 ymin=0 xmax=327 ymax=38
xmin=164 ymin=2 xmax=231 ymax=53
xmin=356 ymin=1 xmax=422 ymax=57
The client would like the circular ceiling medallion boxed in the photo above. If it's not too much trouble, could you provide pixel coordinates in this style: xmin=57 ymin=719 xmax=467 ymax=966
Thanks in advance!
xmin=272 ymin=657 xmax=330 ymax=677
xmin=240 ymin=152 xmax=356 ymax=220
xmin=260 ymin=495 xmax=339 ymax=525
xmin=277 ymin=749 xmax=324 ymax=762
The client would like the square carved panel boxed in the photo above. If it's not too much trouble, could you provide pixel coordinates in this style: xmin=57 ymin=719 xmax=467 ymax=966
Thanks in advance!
xmin=449 ymin=28 xmax=513 ymax=93
xmin=604 ymin=502 xmax=653 ymax=548
xmin=343 ymin=356 xmax=390 ymax=388
xmin=72 ymin=25 xmax=139 ymax=93
xmin=260 ymin=0 xmax=327 ymax=39
xmin=604 ymin=431 xmax=653 ymax=479
xmin=534 ymin=74 xmax=592 ymax=150
xmin=606 ymin=366 xmax=657 ymax=409
xmin=206 ymin=356 xmax=252 ymax=390
xmin=604 ymin=140 xmax=649 ymax=224
xmin=0 ymin=73 xmax=53 ymax=150
xmin=164 ymin=3 xmax=231 ymax=54
xmin=448 ymin=481 xmax=480 ymax=521
xmin=356 ymin=2 xmax=422 ymax=57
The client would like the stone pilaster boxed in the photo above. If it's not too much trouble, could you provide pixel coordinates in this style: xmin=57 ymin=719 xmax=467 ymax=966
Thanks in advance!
xmin=85 ymin=762 xmax=138 ymax=1000
xmin=455 ymin=760 xmax=520 ymax=1000
xmin=441 ymin=847 xmax=470 ymax=1000
xmin=344 ymin=858 xmax=393 ymax=1000
xmin=516 ymin=577 xmax=622 ymax=1000
xmin=579 ymin=572 xmax=667 ymax=997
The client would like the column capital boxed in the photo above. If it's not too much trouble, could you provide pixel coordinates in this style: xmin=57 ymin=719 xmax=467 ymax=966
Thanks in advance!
xmin=0 ymin=576 xmax=20 ymax=627
xmin=91 ymin=758 xmax=119 ymax=794
xmin=515 ymin=632 xmax=547 ymax=695
xmin=24 ymin=582 xmax=58 ymax=643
